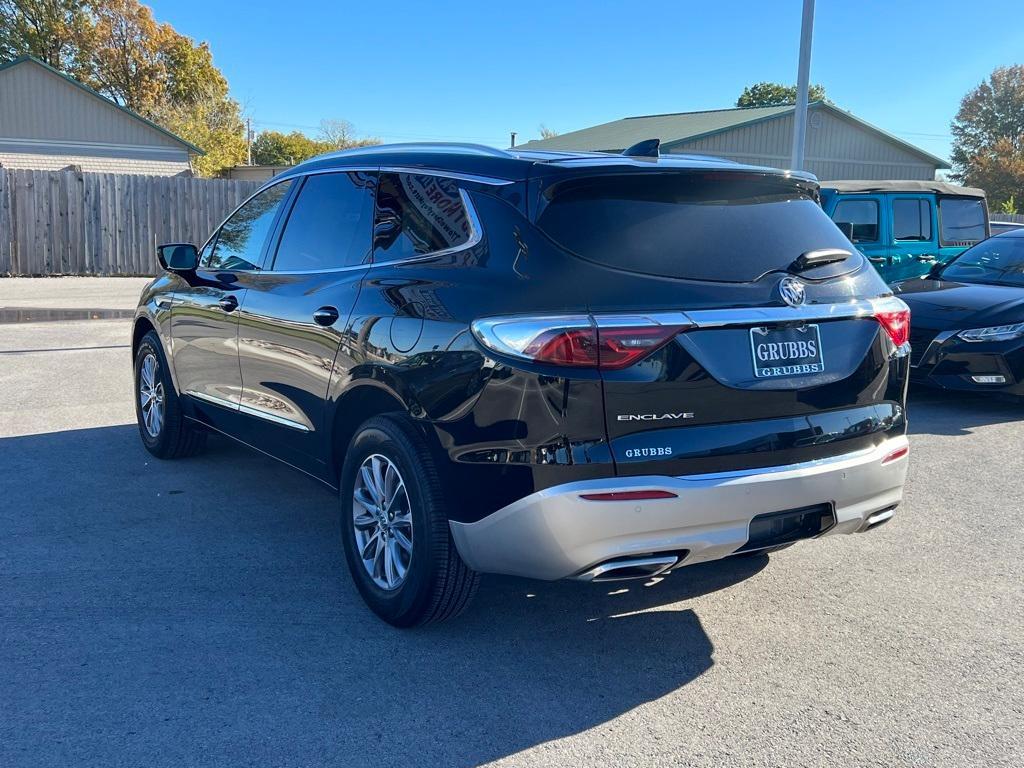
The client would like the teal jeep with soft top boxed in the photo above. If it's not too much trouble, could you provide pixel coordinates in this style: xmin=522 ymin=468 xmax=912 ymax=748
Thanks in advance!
xmin=821 ymin=180 xmax=989 ymax=283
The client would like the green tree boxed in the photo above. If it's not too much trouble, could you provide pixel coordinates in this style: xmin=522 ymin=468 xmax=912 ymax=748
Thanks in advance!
xmin=999 ymin=195 xmax=1018 ymax=215
xmin=0 ymin=0 xmax=95 ymax=80
xmin=251 ymin=130 xmax=331 ymax=165
xmin=950 ymin=66 xmax=1024 ymax=210
xmin=736 ymin=82 xmax=827 ymax=108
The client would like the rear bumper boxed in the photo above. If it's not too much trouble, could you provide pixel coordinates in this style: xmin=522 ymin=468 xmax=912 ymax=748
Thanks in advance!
xmin=449 ymin=436 xmax=909 ymax=580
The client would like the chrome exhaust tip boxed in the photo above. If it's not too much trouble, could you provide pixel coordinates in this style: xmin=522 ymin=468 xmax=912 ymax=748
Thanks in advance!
xmin=574 ymin=555 xmax=679 ymax=582
xmin=863 ymin=505 xmax=897 ymax=531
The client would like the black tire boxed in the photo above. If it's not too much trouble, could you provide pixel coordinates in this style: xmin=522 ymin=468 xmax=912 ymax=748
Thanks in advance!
xmin=133 ymin=330 xmax=207 ymax=459
xmin=339 ymin=414 xmax=479 ymax=627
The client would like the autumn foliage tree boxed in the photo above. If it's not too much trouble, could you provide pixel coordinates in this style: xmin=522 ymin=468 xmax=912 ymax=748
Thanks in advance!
xmin=951 ymin=66 xmax=1024 ymax=212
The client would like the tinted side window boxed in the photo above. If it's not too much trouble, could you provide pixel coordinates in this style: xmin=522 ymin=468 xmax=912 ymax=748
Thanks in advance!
xmin=893 ymin=199 xmax=932 ymax=241
xmin=373 ymin=173 xmax=471 ymax=262
xmin=832 ymin=199 xmax=879 ymax=243
xmin=271 ymin=172 xmax=375 ymax=271
xmin=204 ymin=181 xmax=292 ymax=270
xmin=939 ymin=198 xmax=987 ymax=244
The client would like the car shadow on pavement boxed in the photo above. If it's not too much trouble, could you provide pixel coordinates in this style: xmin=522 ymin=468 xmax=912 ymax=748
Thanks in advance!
xmin=907 ymin=386 xmax=1021 ymax=436
xmin=0 ymin=424 xmax=766 ymax=768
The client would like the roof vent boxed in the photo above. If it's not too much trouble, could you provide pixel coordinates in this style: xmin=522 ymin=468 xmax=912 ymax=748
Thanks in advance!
xmin=621 ymin=138 xmax=660 ymax=158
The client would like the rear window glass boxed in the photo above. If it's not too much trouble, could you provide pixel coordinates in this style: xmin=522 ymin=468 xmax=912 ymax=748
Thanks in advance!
xmin=373 ymin=173 xmax=472 ymax=262
xmin=892 ymin=198 xmax=932 ymax=241
xmin=832 ymin=199 xmax=879 ymax=243
xmin=941 ymin=235 xmax=1024 ymax=287
xmin=939 ymin=198 xmax=987 ymax=245
xmin=536 ymin=173 xmax=854 ymax=282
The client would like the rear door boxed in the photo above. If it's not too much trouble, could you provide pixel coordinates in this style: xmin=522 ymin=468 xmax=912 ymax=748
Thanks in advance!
xmin=889 ymin=194 xmax=938 ymax=281
xmin=534 ymin=170 xmax=907 ymax=478
xmin=236 ymin=170 xmax=376 ymax=470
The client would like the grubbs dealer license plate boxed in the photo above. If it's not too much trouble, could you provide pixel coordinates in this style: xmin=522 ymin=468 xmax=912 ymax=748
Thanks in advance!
xmin=750 ymin=325 xmax=824 ymax=378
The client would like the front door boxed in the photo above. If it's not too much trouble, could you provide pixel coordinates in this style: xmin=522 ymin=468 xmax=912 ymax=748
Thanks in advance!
xmin=889 ymin=195 xmax=938 ymax=282
xmin=236 ymin=170 xmax=376 ymax=472
xmin=170 ymin=179 xmax=294 ymax=429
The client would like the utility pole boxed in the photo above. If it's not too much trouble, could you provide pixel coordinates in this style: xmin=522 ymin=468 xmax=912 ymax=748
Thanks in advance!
xmin=510 ymin=131 xmax=517 ymax=148
xmin=246 ymin=117 xmax=253 ymax=165
xmin=790 ymin=0 xmax=815 ymax=171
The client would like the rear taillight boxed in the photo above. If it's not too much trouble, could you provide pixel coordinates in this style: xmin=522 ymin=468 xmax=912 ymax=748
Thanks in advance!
xmin=873 ymin=299 xmax=910 ymax=347
xmin=472 ymin=314 xmax=690 ymax=370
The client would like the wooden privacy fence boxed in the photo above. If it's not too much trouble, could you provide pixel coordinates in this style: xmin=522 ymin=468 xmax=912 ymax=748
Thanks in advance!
xmin=0 ymin=169 xmax=261 ymax=276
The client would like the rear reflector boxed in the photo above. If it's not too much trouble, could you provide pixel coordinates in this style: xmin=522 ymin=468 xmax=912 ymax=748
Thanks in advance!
xmin=579 ymin=490 xmax=678 ymax=502
xmin=881 ymin=445 xmax=909 ymax=464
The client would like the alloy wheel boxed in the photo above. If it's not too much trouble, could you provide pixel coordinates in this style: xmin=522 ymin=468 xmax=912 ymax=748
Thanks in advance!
xmin=352 ymin=454 xmax=413 ymax=590
xmin=139 ymin=352 xmax=165 ymax=438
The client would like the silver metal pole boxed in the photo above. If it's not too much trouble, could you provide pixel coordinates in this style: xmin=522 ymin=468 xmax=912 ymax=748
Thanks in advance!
xmin=790 ymin=0 xmax=815 ymax=171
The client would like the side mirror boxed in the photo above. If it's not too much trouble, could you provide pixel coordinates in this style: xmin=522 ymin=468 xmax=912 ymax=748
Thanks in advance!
xmin=835 ymin=221 xmax=854 ymax=241
xmin=157 ymin=243 xmax=199 ymax=272
xmin=927 ymin=261 xmax=945 ymax=279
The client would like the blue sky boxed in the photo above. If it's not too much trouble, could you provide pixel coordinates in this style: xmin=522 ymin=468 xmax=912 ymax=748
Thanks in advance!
xmin=148 ymin=0 xmax=1023 ymax=161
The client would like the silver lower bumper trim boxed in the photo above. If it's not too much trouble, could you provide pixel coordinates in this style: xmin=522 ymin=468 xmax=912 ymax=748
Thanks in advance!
xmin=449 ymin=436 xmax=909 ymax=581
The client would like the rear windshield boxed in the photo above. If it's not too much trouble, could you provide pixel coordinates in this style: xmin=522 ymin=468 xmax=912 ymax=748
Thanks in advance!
xmin=536 ymin=173 xmax=853 ymax=282
xmin=939 ymin=197 xmax=987 ymax=245
xmin=941 ymin=235 xmax=1024 ymax=287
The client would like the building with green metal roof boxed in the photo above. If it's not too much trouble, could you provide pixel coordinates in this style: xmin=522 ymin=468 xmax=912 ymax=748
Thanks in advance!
xmin=517 ymin=102 xmax=949 ymax=181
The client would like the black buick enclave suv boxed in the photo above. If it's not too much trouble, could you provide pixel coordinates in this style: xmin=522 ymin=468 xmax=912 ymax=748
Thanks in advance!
xmin=133 ymin=143 xmax=911 ymax=626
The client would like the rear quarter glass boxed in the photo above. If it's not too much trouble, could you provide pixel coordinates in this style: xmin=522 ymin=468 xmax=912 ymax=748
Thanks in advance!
xmin=535 ymin=171 xmax=861 ymax=283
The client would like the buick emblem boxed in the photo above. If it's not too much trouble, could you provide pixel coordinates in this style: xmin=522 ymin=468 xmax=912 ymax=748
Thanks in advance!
xmin=778 ymin=277 xmax=806 ymax=307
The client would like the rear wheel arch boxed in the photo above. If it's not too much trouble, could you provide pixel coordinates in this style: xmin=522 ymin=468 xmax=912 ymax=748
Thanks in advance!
xmin=329 ymin=384 xmax=407 ymax=478
xmin=329 ymin=383 xmax=449 ymax=482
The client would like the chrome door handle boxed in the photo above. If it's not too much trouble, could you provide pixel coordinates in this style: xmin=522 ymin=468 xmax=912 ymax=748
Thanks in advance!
xmin=867 ymin=256 xmax=886 ymax=265
xmin=915 ymin=254 xmax=937 ymax=262
xmin=218 ymin=295 xmax=238 ymax=312
xmin=313 ymin=306 xmax=340 ymax=326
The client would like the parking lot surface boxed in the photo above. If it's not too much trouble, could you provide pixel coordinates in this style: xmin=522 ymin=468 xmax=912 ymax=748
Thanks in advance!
xmin=1 ymin=278 xmax=1022 ymax=767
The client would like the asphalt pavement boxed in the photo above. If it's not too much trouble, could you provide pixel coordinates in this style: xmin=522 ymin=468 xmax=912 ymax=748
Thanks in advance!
xmin=1 ymin=278 xmax=1021 ymax=767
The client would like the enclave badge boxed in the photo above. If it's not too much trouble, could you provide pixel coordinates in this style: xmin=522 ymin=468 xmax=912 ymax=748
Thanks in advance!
xmin=778 ymin=277 xmax=806 ymax=307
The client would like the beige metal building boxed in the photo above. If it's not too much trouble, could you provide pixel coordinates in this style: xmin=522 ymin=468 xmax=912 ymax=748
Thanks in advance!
xmin=221 ymin=164 xmax=293 ymax=182
xmin=0 ymin=56 xmax=200 ymax=175
xmin=517 ymin=102 xmax=948 ymax=180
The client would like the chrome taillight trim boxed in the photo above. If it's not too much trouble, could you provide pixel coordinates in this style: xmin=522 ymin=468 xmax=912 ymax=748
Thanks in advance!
xmin=470 ymin=315 xmax=593 ymax=359
xmin=470 ymin=297 xmax=909 ymax=365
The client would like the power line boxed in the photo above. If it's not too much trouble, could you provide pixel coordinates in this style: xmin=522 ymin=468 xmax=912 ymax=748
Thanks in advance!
xmin=249 ymin=119 xmax=508 ymax=143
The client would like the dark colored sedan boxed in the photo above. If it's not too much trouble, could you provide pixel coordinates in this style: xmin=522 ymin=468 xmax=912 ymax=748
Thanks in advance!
xmin=895 ymin=229 xmax=1024 ymax=398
